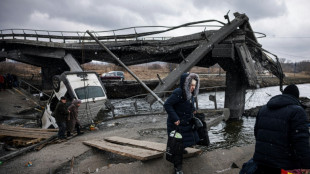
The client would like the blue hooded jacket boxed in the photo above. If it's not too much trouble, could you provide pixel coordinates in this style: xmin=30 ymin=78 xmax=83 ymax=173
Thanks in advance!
xmin=164 ymin=73 xmax=200 ymax=147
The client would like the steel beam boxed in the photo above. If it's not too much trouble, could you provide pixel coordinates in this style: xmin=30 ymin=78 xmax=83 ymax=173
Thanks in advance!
xmin=87 ymin=30 xmax=164 ymax=105
xmin=146 ymin=13 xmax=249 ymax=104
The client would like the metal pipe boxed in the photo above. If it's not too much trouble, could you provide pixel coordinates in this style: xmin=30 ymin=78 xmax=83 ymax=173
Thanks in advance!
xmin=86 ymin=30 xmax=164 ymax=105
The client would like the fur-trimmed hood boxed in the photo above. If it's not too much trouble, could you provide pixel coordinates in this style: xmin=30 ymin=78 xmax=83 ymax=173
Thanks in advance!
xmin=180 ymin=73 xmax=200 ymax=101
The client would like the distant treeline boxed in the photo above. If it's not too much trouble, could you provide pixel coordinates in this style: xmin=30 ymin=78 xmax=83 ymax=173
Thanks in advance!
xmin=280 ymin=60 xmax=310 ymax=73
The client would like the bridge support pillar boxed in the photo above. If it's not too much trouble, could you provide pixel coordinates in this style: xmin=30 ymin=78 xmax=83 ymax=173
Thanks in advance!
xmin=224 ymin=69 xmax=247 ymax=119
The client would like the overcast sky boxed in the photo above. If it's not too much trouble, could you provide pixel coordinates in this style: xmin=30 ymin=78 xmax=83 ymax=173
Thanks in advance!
xmin=1 ymin=0 xmax=310 ymax=62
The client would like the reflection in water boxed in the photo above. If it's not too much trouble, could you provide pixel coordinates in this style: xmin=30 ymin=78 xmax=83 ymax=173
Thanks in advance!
xmin=206 ymin=117 xmax=256 ymax=150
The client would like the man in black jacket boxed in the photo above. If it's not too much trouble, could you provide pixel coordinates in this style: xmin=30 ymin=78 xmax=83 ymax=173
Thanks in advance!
xmin=53 ymin=97 xmax=69 ymax=139
xmin=253 ymin=84 xmax=310 ymax=173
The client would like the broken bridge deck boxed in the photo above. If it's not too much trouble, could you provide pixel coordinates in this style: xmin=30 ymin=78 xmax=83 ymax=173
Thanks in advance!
xmin=83 ymin=136 xmax=202 ymax=161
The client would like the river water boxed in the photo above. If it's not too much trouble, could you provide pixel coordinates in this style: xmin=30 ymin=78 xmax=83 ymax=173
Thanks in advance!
xmin=205 ymin=83 xmax=310 ymax=150
xmin=110 ymin=83 xmax=310 ymax=149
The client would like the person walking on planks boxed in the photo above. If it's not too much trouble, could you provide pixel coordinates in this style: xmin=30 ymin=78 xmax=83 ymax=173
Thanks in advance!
xmin=67 ymin=99 xmax=83 ymax=137
xmin=164 ymin=73 xmax=200 ymax=174
xmin=253 ymin=84 xmax=310 ymax=173
xmin=53 ymin=96 xmax=69 ymax=139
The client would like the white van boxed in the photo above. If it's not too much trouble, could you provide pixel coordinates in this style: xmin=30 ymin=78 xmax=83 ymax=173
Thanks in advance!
xmin=41 ymin=71 xmax=108 ymax=129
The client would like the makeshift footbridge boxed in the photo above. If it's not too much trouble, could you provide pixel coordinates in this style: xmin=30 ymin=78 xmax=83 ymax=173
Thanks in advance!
xmin=0 ymin=12 xmax=284 ymax=119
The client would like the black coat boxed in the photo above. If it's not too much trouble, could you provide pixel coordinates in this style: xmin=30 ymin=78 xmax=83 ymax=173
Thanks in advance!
xmin=164 ymin=73 xmax=200 ymax=148
xmin=253 ymin=94 xmax=310 ymax=170
xmin=53 ymin=101 xmax=69 ymax=123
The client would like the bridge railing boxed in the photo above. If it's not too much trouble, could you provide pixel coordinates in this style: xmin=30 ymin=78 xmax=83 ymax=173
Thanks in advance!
xmin=0 ymin=20 xmax=225 ymax=44
xmin=0 ymin=28 xmax=173 ymax=43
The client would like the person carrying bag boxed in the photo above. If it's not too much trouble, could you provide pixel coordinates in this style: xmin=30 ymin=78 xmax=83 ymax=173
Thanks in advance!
xmin=166 ymin=127 xmax=183 ymax=169
xmin=164 ymin=73 xmax=201 ymax=174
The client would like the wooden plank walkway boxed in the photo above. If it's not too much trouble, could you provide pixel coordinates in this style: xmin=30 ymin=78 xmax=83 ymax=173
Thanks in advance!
xmin=0 ymin=125 xmax=57 ymax=139
xmin=83 ymin=139 xmax=163 ymax=161
xmin=84 ymin=136 xmax=202 ymax=161
xmin=104 ymin=136 xmax=202 ymax=158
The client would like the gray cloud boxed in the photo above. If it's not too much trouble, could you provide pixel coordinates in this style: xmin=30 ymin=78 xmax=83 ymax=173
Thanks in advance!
xmin=192 ymin=0 xmax=288 ymax=20
xmin=0 ymin=0 xmax=38 ymax=27
xmin=0 ymin=0 xmax=179 ymax=30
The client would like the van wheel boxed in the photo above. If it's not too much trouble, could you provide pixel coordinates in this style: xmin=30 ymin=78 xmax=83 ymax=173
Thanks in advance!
xmin=52 ymin=75 xmax=61 ymax=92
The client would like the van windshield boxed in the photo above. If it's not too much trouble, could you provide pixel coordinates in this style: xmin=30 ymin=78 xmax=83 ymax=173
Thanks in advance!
xmin=74 ymin=86 xmax=105 ymax=100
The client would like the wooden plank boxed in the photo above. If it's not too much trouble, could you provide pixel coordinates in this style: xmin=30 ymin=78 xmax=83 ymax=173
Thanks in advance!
xmin=0 ymin=135 xmax=58 ymax=162
xmin=0 ymin=125 xmax=58 ymax=132
xmin=0 ymin=125 xmax=56 ymax=139
xmin=12 ymin=138 xmax=42 ymax=146
xmin=0 ymin=128 xmax=58 ymax=135
xmin=0 ymin=128 xmax=57 ymax=134
xmin=0 ymin=130 xmax=55 ymax=139
xmin=83 ymin=139 xmax=163 ymax=161
xmin=104 ymin=136 xmax=202 ymax=158
xmin=105 ymin=136 xmax=166 ymax=151
xmin=0 ymin=114 xmax=38 ymax=120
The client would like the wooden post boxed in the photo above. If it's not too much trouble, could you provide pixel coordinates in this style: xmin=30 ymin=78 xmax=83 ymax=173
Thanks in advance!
xmin=111 ymin=107 xmax=115 ymax=118
xmin=133 ymin=100 xmax=138 ymax=113
xmin=209 ymin=94 xmax=217 ymax=110
xmin=214 ymin=88 xmax=218 ymax=110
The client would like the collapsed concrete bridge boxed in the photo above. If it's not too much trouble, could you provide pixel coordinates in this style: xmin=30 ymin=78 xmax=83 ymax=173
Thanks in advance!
xmin=0 ymin=12 xmax=284 ymax=119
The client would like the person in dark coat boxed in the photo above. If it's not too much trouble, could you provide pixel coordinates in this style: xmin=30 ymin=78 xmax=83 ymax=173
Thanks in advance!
xmin=6 ymin=73 xmax=13 ymax=89
xmin=164 ymin=73 xmax=200 ymax=174
xmin=253 ymin=84 xmax=310 ymax=173
xmin=11 ymin=74 xmax=19 ymax=87
xmin=53 ymin=96 xmax=69 ymax=139
xmin=0 ymin=74 xmax=5 ymax=91
xmin=67 ymin=99 xmax=82 ymax=136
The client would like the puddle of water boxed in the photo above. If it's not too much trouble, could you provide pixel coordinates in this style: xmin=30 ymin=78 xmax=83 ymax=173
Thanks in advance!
xmin=206 ymin=117 xmax=256 ymax=150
